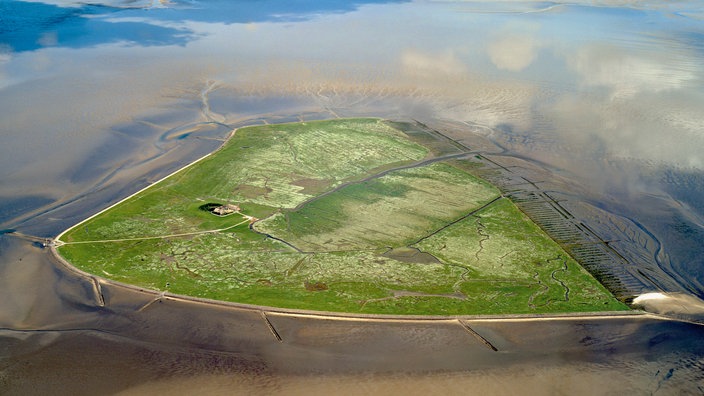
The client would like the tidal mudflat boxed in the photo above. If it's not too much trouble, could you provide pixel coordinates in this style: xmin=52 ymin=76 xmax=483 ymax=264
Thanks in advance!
xmin=2 ymin=0 xmax=704 ymax=394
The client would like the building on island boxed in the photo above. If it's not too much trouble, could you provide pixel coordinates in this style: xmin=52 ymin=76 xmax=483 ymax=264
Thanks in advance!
xmin=212 ymin=204 xmax=240 ymax=216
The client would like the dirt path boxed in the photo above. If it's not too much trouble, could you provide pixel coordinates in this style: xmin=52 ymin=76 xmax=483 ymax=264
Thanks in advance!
xmin=56 ymin=217 xmax=252 ymax=246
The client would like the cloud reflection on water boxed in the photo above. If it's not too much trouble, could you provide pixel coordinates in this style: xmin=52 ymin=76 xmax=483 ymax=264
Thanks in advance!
xmin=569 ymin=44 xmax=699 ymax=98
xmin=487 ymin=23 xmax=540 ymax=72
xmin=1 ymin=0 xmax=704 ymax=293
xmin=0 ymin=0 xmax=410 ymax=54
xmin=0 ymin=1 xmax=193 ymax=53
xmin=2 ymin=0 xmax=704 ymax=392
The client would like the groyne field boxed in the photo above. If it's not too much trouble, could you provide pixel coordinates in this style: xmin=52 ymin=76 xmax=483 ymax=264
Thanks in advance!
xmin=56 ymin=118 xmax=627 ymax=315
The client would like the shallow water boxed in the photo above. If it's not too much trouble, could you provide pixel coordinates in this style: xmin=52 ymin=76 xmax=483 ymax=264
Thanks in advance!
xmin=1 ymin=0 xmax=704 ymax=393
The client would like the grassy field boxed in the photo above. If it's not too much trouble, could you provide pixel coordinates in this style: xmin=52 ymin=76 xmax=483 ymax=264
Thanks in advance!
xmin=58 ymin=118 xmax=628 ymax=315
xmin=254 ymin=162 xmax=500 ymax=251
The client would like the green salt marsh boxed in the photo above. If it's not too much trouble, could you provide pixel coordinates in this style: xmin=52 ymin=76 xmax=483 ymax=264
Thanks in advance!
xmin=58 ymin=118 xmax=627 ymax=315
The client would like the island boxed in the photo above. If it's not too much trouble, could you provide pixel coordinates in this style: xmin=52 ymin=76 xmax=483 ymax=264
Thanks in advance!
xmin=55 ymin=118 xmax=628 ymax=315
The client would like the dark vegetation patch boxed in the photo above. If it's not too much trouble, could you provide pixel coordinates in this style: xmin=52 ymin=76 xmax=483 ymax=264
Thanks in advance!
xmin=304 ymin=281 xmax=329 ymax=291
xmin=233 ymin=184 xmax=272 ymax=199
xmin=382 ymin=247 xmax=442 ymax=264
xmin=198 ymin=203 xmax=223 ymax=212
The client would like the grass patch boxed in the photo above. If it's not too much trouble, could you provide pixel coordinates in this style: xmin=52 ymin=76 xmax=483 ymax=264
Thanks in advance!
xmin=255 ymin=162 xmax=499 ymax=251
xmin=57 ymin=118 xmax=627 ymax=315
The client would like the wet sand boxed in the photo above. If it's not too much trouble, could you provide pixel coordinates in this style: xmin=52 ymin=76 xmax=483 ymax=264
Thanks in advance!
xmin=3 ymin=1 xmax=704 ymax=393
xmin=2 ymin=233 xmax=704 ymax=394
xmin=1 ymin=112 xmax=701 ymax=393
xmin=2 ymin=110 xmax=702 ymax=393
